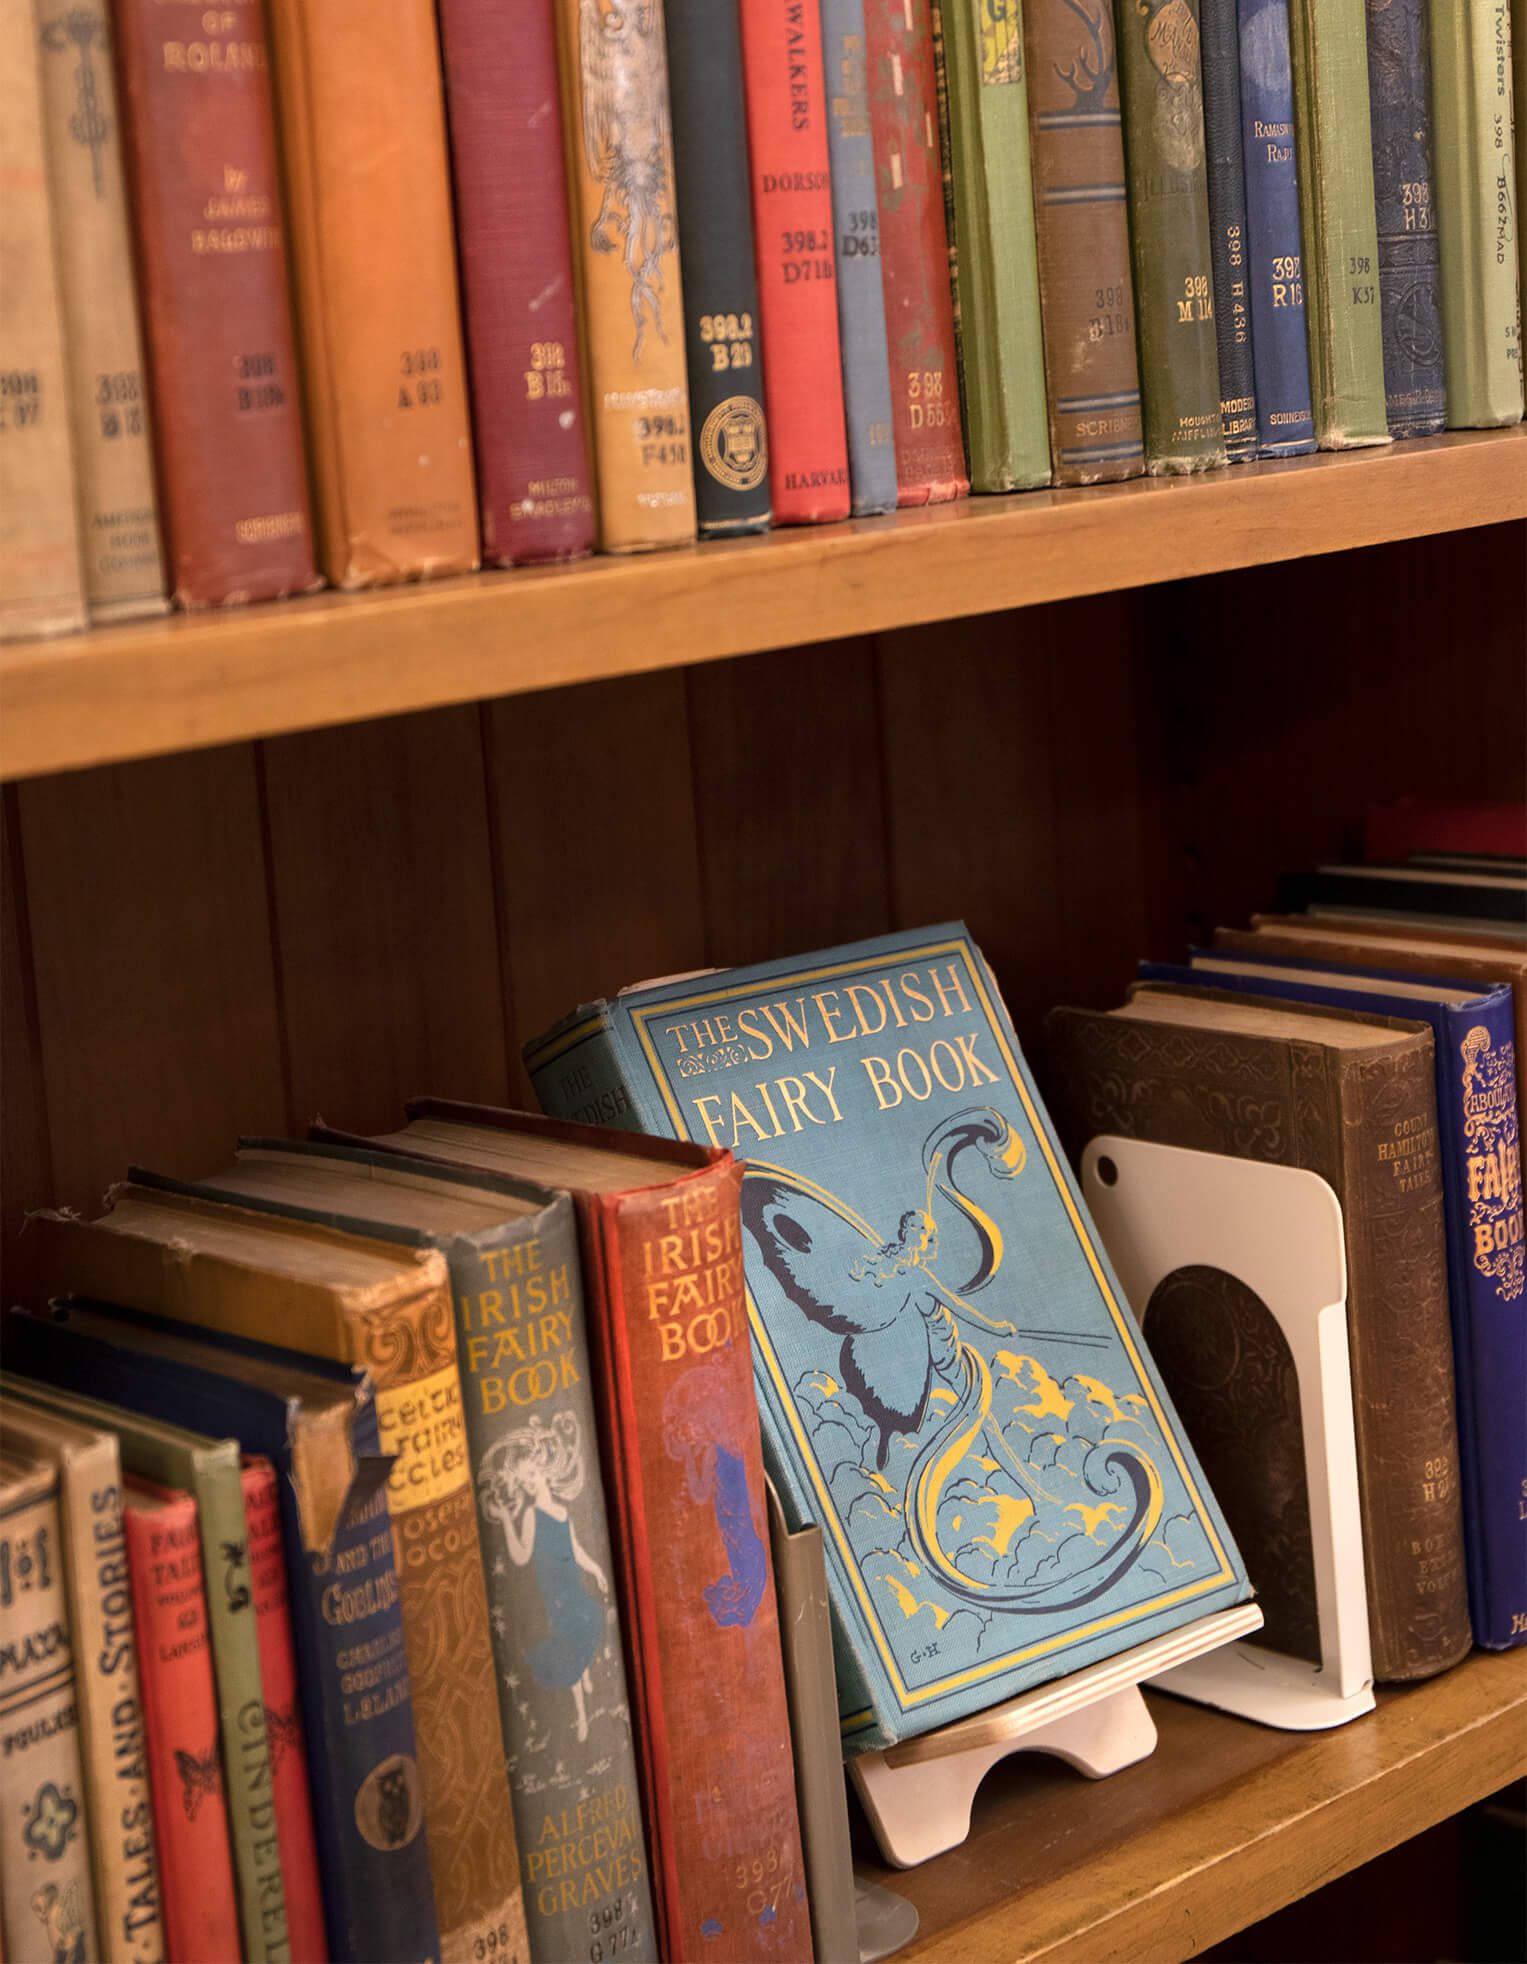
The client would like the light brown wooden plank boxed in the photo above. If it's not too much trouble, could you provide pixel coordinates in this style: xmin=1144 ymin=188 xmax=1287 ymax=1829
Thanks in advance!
xmin=2 ymin=430 xmax=1522 ymax=782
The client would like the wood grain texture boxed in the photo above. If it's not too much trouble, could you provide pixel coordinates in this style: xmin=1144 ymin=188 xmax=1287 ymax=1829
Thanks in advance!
xmin=1 ymin=430 xmax=1522 ymax=782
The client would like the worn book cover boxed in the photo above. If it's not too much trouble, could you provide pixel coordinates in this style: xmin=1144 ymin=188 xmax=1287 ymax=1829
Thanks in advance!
xmin=1201 ymin=0 xmax=1258 ymax=456
xmin=527 ymin=926 xmax=1252 ymax=1750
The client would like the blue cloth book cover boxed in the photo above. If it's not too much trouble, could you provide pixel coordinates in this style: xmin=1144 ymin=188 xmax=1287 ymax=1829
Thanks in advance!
xmin=1140 ymin=952 xmax=1525 ymax=1648
xmin=528 ymin=924 xmax=1252 ymax=1750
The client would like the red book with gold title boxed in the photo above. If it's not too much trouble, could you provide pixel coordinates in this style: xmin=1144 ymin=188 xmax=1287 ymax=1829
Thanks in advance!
xmin=738 ymin=0 xmax=851 ymax=524
xmin=864 ymin=0 xmax=967 ymax=503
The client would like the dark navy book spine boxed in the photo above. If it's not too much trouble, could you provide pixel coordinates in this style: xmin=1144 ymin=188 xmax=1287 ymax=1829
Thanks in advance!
xmin=1202 ymin=0 xmax=1258 ymax=458
xmin=1363 ymin=0 xmax=1446 ymax=436
xmin=664 ymin=0 xmax=772 ymax=533
xmin=1 ymin=1308 xmax=443 ymax=1962
xmin=1236 ymin=0 xmax=1316 ymax=453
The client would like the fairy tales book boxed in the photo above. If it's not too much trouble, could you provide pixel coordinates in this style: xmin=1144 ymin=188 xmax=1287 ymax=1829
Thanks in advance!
xmin=527 ymin=925 xmax=1253 ymax=1751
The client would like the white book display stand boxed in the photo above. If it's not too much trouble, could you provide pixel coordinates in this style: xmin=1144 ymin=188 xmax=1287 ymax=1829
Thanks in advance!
xmin=1081 ymin=1136 xmax=1375 ymax=1732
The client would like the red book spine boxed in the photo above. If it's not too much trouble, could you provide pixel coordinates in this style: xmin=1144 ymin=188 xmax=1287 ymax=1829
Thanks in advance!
xmin=738 ymin=0 xmax=851 ymax=524
xmin=579 ymin=1157 xmax=812 ymax=1964
xmin=122 ymin=1483 xmax=242 ymax=1964
xmin=112 ymin=0 xmax=319 ymax=606
xmin=243 ymin=1458 xmax=328 ymax=1964
xmin=435 ymin=0 xmax=595 ymax=565
xmin=864 ymin=0 xmax=967 ymax=504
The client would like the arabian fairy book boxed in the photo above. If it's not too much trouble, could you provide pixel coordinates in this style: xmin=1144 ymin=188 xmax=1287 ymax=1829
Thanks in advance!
xmin=526 ymin=925 xmax=1252 ymax=1751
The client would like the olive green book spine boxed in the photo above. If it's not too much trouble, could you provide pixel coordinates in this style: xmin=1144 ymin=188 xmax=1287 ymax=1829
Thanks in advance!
xmin=937 ymin=0 xmax=1051 ymax=488
xmin=1116 ymin=0 xmax=1227 ymax=472
xmin=1429 ymin=0 xmax=1524 ymax=426
xmin=1288 ymin=0 xmax=1392 ymax=445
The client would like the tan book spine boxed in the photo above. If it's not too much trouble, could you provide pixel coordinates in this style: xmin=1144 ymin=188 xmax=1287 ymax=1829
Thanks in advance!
xmin=0 ymin=0 xmax=85 ymax=644
xmin=556 ymin=0 xmax=697 ymax=552
xmin=264 ymin=0 xmax=478 ymax=588
xmin=33 ymin=0 xmax=166 ymax=620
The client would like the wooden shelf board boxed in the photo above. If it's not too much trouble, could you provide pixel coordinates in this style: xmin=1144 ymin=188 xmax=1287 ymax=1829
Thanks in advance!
xmin=2 ymin=426 xmax=1523 ymax=782
xmin=855 ymin=1647 xmax=1527 ymax=1964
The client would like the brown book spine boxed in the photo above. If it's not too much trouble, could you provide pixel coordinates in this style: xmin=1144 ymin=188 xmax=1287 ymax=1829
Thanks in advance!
xmin=264 ymin=0 xmax=480 ymax=587
xmin=111 ymin=0 xmax=318 ymax=607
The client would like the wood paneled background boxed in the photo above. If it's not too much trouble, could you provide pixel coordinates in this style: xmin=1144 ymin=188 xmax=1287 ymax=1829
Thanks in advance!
xmin=4 ymin=523 xmax=1523 ymax=1296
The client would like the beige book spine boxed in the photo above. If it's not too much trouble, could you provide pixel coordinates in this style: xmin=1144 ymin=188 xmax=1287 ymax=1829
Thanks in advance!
xmin=33 ymin=0 xmax=166 ymax=619
xmin=0 ymin=0 xmax=86 ymax=644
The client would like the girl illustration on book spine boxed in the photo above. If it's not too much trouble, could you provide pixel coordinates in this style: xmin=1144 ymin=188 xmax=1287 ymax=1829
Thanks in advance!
xmin=478 ymin=1413 xmax=609 ymax=1742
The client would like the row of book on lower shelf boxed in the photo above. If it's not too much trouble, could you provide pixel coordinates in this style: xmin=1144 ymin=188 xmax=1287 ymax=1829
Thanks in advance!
xmin=2 ymin=854 xmax=1523 ymax=1964
xmin=4 ymin=0 xmax=1526 ymax=640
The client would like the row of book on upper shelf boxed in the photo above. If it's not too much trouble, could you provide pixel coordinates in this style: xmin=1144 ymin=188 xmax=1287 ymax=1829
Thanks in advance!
xmin=2 ymin=838 xmax=1522 ymax=1964
xmin=3 ymin=0 xmax=1526 ymax=639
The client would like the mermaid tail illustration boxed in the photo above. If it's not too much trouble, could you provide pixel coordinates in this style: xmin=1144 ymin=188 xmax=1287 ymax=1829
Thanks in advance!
xmin=664 ymin=1370 xmax=768 ymax=1628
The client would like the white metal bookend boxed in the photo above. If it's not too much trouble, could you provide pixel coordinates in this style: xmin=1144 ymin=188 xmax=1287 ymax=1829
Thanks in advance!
xmin=1082 ymin=1136 xmax=1374 ymax=1731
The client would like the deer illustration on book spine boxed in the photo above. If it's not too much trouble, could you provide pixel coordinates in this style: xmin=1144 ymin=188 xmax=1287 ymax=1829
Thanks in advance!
xmin=578 ymin=0 xmax=677 ymax=357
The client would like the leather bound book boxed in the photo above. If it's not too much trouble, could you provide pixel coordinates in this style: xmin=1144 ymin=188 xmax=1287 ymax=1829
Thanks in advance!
xmin=1021 ymin=0 xmax=1145 ymax=482
xmin=265 ymin=0 xmax=479 ymax=586
xmin=1045 ymin=988 xmax=1472 ymax=1681
xmin=1236 ymin=0 xmax=1315 ymax=454
xmin=1428 ymin=0 xmax=1524 ymax=428
xmin=1116 ymin=0 xmax=1228 ymax=472
xmin=1364 ymin=0 xmax=1446 ymax=436
xmin=31 ymin=1183 xmax=527 ymax=1964
xmin=1287 ymin=0 xmax=1391 ymax=445
xmin=34 ymin=0 xmax=166 ymax=618
xmin=436 ymin=0 xmax=594 ymax=565
xmin=665 ymin=0 xmax=772 ymax=535
xmin=111 ymin=0 xmax=318 ymax=607
xmin=1201 ymin=0 xmax=1258 ymax=457
xmin=865 ymin=0 xmax=968 ymax=503
xmin=556 ymin=0 xmax=696 ymax=552
xmin=1 ymin=0 xmax=86 ymax=644
xmin=740 ymin=0 xmax=853 ymax=524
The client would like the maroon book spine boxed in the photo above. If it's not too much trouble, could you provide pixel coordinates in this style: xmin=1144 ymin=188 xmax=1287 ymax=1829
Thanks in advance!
xmin=436 ymin=0 xmax=595 ymax=564
xmin=111 ymin=0 xmax=318 ymax=607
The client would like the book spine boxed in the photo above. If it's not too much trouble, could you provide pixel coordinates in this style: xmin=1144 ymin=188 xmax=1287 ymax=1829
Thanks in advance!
xmin=0 ymin=1471 xmax=100 ymax=1964
xmin=351 ymin=1289 xmax=530 ymax=1964
xmin=819 ymin=0 xmax=900 ymax=513
xmin=739 ymin=0 xmax=853 ymax=523
xmin=585 ymin=1162 xmax=812 ymax=1963
xmin=435 ymin=0 xmax=595 ymax=565
xmin=1020 ymin=0 xmax=1145 ymax=483
xmin=244 ymin=1459 xmax=327 ymax=1963
xmin=664 ymin=0 xmax=772 ymax=535
xmin=122 ymin=1492 xmax=242 ymax=1964
xmin=933 ymin=0 xmax=1051 ymax=490
xmin=110 ymin=0 xmax=318 ymax=606
xmin=1287 ymin=0 xmax=1392 ymax=445
xmin=865 ymin=0 xmax=969 ymax=502
xmin=555 ymin=0 xmax=696 ymax=551
xmin=33 ymin=0 xmax=167 ymax=618
xmin=1201 ymin=0 xmax=1259 ymax=457
xmin=1116 ymin=0 xmax=1227 ymax=473
xmin=451 ymin=1200 xmax=658 ymax=1964
xmin=1236 ymin=0 xmax=1316 ymax=453
xmin=1364 ymin=0 xmax=1447 ymax=435
xmin=265 ymin=0 xmax=479 ymax=587
xmin=0 ymin=0 xmax=86 ymax=644
xmin=1428 ymin=0 xmax=1525 ymax=427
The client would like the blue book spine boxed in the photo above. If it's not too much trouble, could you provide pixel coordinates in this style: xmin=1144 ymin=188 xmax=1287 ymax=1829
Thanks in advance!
xmin=1236 ymin=0 xmax=1317 ymax=453
xmin=1 ymin=1309 xmax=444 ymax=1962
xmin=1140 ymin=958 xmax=1527 ymax=1646
xmin=819 ymin=0 xmax=899 ymax=514
xmin=1202 ymin=0 xmax=1259 ymax=458
xmin=1362 ymin=0 xmax=1446 ymax=436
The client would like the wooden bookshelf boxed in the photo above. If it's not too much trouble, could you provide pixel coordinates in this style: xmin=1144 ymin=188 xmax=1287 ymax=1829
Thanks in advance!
xmin=1 ymin=426 xmax=1522 ymax=783
xmin=866 ymin=1649 xmax=1527 ymax=1964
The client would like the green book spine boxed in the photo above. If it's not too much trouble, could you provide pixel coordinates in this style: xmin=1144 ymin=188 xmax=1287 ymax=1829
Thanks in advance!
xmin=1116 ymin=0 xmax=1228 ymax=471
xmin=1288 ymin=0 xmax=1392 ymax=444
xmin=1429 ymin=0 xmax=1525 ymax=426
xmin=938 ymin=0 xmax=1052 ymax=488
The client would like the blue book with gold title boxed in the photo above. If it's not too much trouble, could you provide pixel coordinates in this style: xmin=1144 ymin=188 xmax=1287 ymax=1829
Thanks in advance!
xmin=527 ymin=924 xmax=1252 ymax=1750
